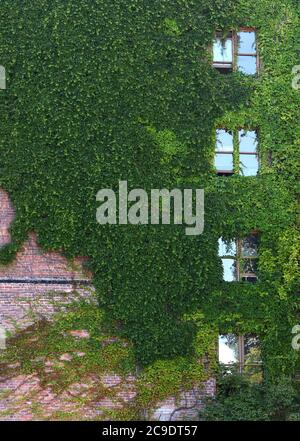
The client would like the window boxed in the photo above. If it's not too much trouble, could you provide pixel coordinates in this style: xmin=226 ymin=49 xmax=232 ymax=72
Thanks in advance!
xmin=213 ymin=28 xmax=258 ymax=75
xmin=218 ymin=334 xmax=263 ymax=381
xmin=218 ymin=234 xmax=259 ymax=282
xmin=213 ymin=31 xmax=233 ymax=72
xmin=214 ymin=129 xmax=234 ymax=176
xmin=215 ymin=129 xmax=259 ymax=176
xmin=239 ymin=130 xmax=259 ymax=176
xmin=237 ymin=31 xmax=257 ymax=75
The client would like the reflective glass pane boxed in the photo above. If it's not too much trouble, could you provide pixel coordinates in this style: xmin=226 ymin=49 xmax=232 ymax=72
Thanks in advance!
xmin=213 ymin=38 xmax=233 ymax=63
xmin=244 ymin=335 xmax=261 ymax=363
xmin=243 ymin=364 xmax=263 ymax=383
xmin=239 ymin=154 xmax=259 ymax=176
xmin=215 ymin=153 xmax=233 ymax=172
xmin=219 ymin=334 xmax=239 ymax=364
xmin=243 ymin=335 xmax=263 ymax=382
xmin=218 ymin=238 xmax=236 ymax=257
xmin=222 ymin=258 xmax=237 ymax=281
xmin=241 ymin=258 xmax=258 ymax=276
xmin=239 ymin=130 xmax=257 ymax=153
xmin=237 ymin=56 xmax=257 ymax=75
xmin=242 ymin=235 xmax=259 ymax=257
xmin=216 ymin=129 xmax=233 ymax=151
xmin=237 ymin=31 xmax=256 ymax=53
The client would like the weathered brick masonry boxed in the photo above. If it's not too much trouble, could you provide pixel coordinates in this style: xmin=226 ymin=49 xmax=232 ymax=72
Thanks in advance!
xmin=0 ymin=188 xmax=93 ymax=332
xmin=0 ymin=188 xmax=215 ymax=420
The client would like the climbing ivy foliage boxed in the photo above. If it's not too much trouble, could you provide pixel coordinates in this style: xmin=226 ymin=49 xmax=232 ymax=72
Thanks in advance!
xmin=0 ymin=302 xmax=216 ymax=420
xmin=0 ymin=0 xmax=299 ymax=378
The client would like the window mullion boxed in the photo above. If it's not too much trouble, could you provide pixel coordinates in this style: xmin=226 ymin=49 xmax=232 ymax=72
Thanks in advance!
xmin=239 ymin=335 xmax=245 ymax=373
xmin=236 ymin=238 xmax=241 ymax=281
xmin=233 ymin=32 xmax=237 ymax=71
xmin=233 ymin=130 xmax=239 ymax=174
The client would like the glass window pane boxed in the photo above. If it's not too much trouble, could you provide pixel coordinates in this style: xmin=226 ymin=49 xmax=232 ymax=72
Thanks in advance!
xmin=239 ymin=154 xmax=259 ymax=176
xmin=243 ymin=335 xmax=263 ymax=383
xmin=237 ymin=56 xmax=257 ymax=75
xmin=239 ymin=130 xmax=257 ymax=153
xmin=241 ymin=258 xmax=258 ymax=276
xmin=237 ymin=31 xmax=256 ymax=53
xmin=219 ymin=334 xmax=239 ymax=364
xmin=222 ymin=258 xmax=237 ymax=281
xmin=243 ymin=364 xmax=263 ymax=383
xmin=242 ymin=235 xmax=259 ymax=257
xmin=213 ymin=38 xmax=233 ymax=63
xmin=218 ymin=238 xmax=236 ymax=257
xmin=216 ymin=129 xmax=233 ymax=152
xmin=215 ymin=153 xmax=233 ymax=172
xmin=244 ymin=335 xmax=261 ymax=363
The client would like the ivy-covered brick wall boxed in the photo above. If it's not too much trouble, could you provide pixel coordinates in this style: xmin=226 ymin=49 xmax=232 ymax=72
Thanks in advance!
xmin=0 ymin=0 xmax=299 ymax=421
xmin=0 ymin=189 xmax=215 ymax=420
xmin=0 ymin=188 xmax=93 ymax=332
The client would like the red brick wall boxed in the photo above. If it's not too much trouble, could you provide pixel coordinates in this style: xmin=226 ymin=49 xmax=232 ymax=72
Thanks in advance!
xmin=0 ymin=370 xmax=215 ymax=421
